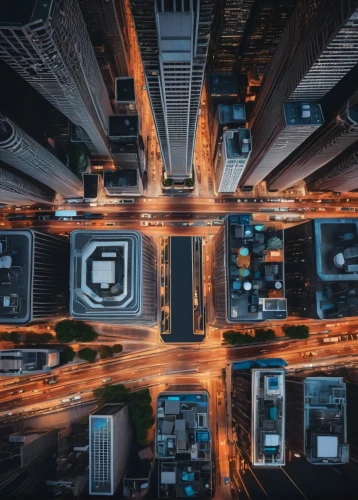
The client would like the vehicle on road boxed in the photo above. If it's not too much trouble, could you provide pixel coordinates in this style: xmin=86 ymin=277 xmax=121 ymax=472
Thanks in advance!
xmin=212 ymin=220 xmax=223 ymax=225
xmin=102 ymin=378 xmax=112 ymax=384
xmin=141 ymin=213 xmax=152 ymax=218
xmin=341 ymin=207 xmax=354 ymax=211
xmin=6 ymin=214 xmax=26 ymax=220
xmin=322 ymin=337 xmax=340 ymax=343
xmin=70 ymin=396 xmax=81 ymax=401
xmin=260 ymin=350 xmax=268 ymax=353
xmin=105 ymin=222 xmax=116 ymax=226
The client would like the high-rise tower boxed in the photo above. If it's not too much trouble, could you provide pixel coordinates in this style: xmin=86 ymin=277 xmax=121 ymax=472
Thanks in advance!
xmin=0 ymin=164 xmax=53 ymax=205
xmin=130 ymin=0 xmax=215 ymax=181
xmin=0 ymin=114 xmax=83 ymax=199
xmin=0 ymin=0 xmax=113 ymax=157
xmin=209 ymin=0 xmax=254 ymax=73
xmin=239 ymin=0 xmax=358 ymax=188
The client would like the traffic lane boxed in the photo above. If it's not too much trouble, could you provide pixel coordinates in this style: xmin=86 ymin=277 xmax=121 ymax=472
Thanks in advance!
xmin=242 ymin=466 xmax=305 ymax=500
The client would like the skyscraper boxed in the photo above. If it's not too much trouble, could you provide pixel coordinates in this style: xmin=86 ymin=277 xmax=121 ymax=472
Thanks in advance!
xmin=0 ymin=114 xmax=82 ymax=199
xmin=70 ymin=230 xmax=157 ymax=324
xmin=130 ymin=0 xmax=215 ymax=181
xmin=267 ymin=92 xmax=358 ymax=191
xmin=89 ymin=404 xmax=133 ymax=495
xmin=209 ymin=0 xmax=254 ymax=73
xmin=239 ymin=0 xmax=358 ymax=188
xmin=0 ymin=0 xmax=113 ymax=157
xmin=78 ymin=0 xmax=130 ymax=101
xmin=244 ymin=102 xmax=324 ymax=189
xmin=0 ymin=230 xmax=69 ymax=325
xmin=0 ymin=165 xmax=53 ymax=205
xmin=306 ymin=140 xmax=358 ymax=192
xmin=237 ymin=0 xmax=297 ymax=76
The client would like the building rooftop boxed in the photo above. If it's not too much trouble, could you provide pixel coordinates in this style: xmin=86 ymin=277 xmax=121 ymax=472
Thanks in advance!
xmin=70 ymin=230 xmax=143 ymax=321
xmin=0 ymin=0 xmax=50 ymax=27
xmin=224 ymin=129 xmax=251 ymax=159
xmin=304 ymin=377 xmax=348 ymax=464
xmin=0 ymin=231 xmax=32 ymax=324
xmin=314 ymin=219 xmax=358 ymax=318
xmin=156 ymin=392 xmax=210 ymax=461
xmin=0 ymin=347 xmax=60 ymax=375
xmin=115 ymin=77 xmax=136 ymax=103
xmin=109 ymin=115 xmax=139 ymax=138
xmin=156 ymin=392 xmax=211 ymax=498
xmin=208 ymin=73 xmax=239 ymax=97
xmin=284 ymin=102 xmax=324 ymax=126
xmin=83 ymin=174 xmax=99 ymax=199
xmin=103 ymin=170 xmax=138 ymax=188
xmin=252 ymin=369 xmax=285 ymax=466
xmin=225 ymin=215 xmax=287 ymax=322
xmin=218 ymin=104 xmax=246 ymax=125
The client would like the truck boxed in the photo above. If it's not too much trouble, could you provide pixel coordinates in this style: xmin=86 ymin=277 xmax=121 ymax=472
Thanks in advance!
xmin=322 ymin=337 xmax=340 ymax=343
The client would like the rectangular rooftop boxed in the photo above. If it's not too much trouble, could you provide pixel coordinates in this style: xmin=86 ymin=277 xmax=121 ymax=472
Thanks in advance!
xmin=284 ymin=102 xmax=324 ymax=126
xmin=304 ymin=377 xmax=348 ymax=464
xmin=0 ymin=231 xmax=32 ymax=324
xmin=218 ymin=104 xmax=246 ymax=124
xmin=156 ymin=392 xmax=210 ymax=461
xmin=225 ymin=215 xmax=287 ymax=322
xmin=224 ymin=129 xmax=251 ymax=159
xmin=252 ymin=369 xmax=285 ymax=466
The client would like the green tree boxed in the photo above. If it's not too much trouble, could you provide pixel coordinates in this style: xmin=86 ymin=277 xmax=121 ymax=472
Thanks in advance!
xmin=55 ymin=320 xmax=98 ymax=343
xmin=283 ymin=324 xmax=309 ymax=339
xmin=255 ymin=328 xmax=275 ymax=341
xmin=266 ymin=237 xmax=283 ymax=250
xmin=9 ymin=331 xmax=20 ymax=343
xmin=68 ymin=143 xmax=89 ymax=178
xmin=78 ymin=347 xmax=97 ymax=363
xmin=223 ymin=330 xmax=255 ymax=345
xmin=64 ymin=346 xmax=75 ymax=362
xmin=94 ymin=384 xmax=130 ymax=404
xmin=112 ymin=344 xmax=123 ymax=354
xmin=99 ymin=345 xmax=114 ymax=359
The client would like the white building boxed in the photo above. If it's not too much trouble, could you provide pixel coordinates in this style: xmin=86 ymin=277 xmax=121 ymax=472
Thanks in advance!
xmin=0 ymin=348 xmax=60 ymax=376
xmin=215 ymin=129 xmax=252 ymax=194
xmin=89 ymin=404 xmax=132 ymax=496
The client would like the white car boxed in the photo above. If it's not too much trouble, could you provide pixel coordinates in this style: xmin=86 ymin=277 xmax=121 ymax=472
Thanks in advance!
xmin=141 ymin=213 xmax=152 ymax=218
xmin=140 ymin=221 xmax=149 ymax=226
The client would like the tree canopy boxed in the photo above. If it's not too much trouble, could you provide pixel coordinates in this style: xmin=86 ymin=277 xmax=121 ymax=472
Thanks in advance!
xmin=54 ymin=320 xmax=98 ymax=343
xmin=223 ymin=330 xmax=255 ymax=345
xmin=78 ymin=347 xmax=97 ymax=363
xmin=255 ymin=328 xmax=275 ymax=341
xmin=283 ymin=324 xmax=309 ymax=339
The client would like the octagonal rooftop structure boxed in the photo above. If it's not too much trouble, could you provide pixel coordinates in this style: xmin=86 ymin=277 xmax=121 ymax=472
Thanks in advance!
xmin=70 ymin=230 xmax=157 ymax=324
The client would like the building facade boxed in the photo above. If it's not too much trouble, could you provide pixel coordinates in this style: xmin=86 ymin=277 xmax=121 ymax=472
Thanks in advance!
xmin=0 ymin=230 xmax=69 ymax=325
xmin=213 ymin=214 xmax=287 ymax=325
xmin=0 ymin=165 xmax=53 ymax=205
xmin=108 ymin=115 xmax=145 ymax=171
xmin=237 ymin=0 xmax=297 ymax=76
xmin=252 ymin=102 xmax=324 ymax=190
xmin=214 ymin=128 xmax=252 ymax=194
xmin=0 ymin=0 xmax=113 ymax=157
xmin=232 ymin=367 xmax=286 ymax=467
xmin=0 ymin=114 xmax=83 ymax=198
xmin=208 ymin=0 xmax=254 ymax=73
xmin=286 ymin=377 xmax=349 ymax=464
xmin=89 ymin=404 xmax=132 ymax=495
xmin=240 ymin=0 xmax=358 ymax=188
xmin=70 ymin=230 xmax=157 ymax=324
xmin=130 ymin=0 xmax=215 ymax=181
xmin=267 ymin=94 xmax=358 ymax=191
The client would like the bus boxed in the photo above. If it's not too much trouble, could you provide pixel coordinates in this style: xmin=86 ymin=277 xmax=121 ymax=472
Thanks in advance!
xmin=55 ymin=210 xmax=77 ymax=220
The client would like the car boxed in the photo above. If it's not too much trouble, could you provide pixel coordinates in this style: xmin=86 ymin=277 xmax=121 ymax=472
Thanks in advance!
xmin=18 ymin=390 xmax=24 ymax=393
xmin=85 ymin=222 xmax=92 ymax=225
xmin=105 ymin=222 xmax=116 ymax=226
xmin=313 ymin=199 xmax=322 ymax=203
xmin=212 ymin=220 xmax=223 ymax=225
xmin=317 ymin=208 xmax=326 ymax=211
xmin=140 ymin=221 xmax=149 ymax=226
xmin=32 ymin=389 xmax=39 ymax=393
xmin=310 ymin=207 xmax=317 ymax=211
xmin=141 ymin=213 xmax=152 ymax=218
xmin=206 ymin=221 xmax=212 ymax=226
xmin=260 ymin=350 xmax=268 ymax=354
xmin=218 ymin=400 xmax=222 ymax=405
xmin=6 ymin=412 xmax=12 ymax=417
xmin=341 ymin=207 xmax=354 ymax=211
xmin=279 ymin=208 xmax=288 ymax=212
